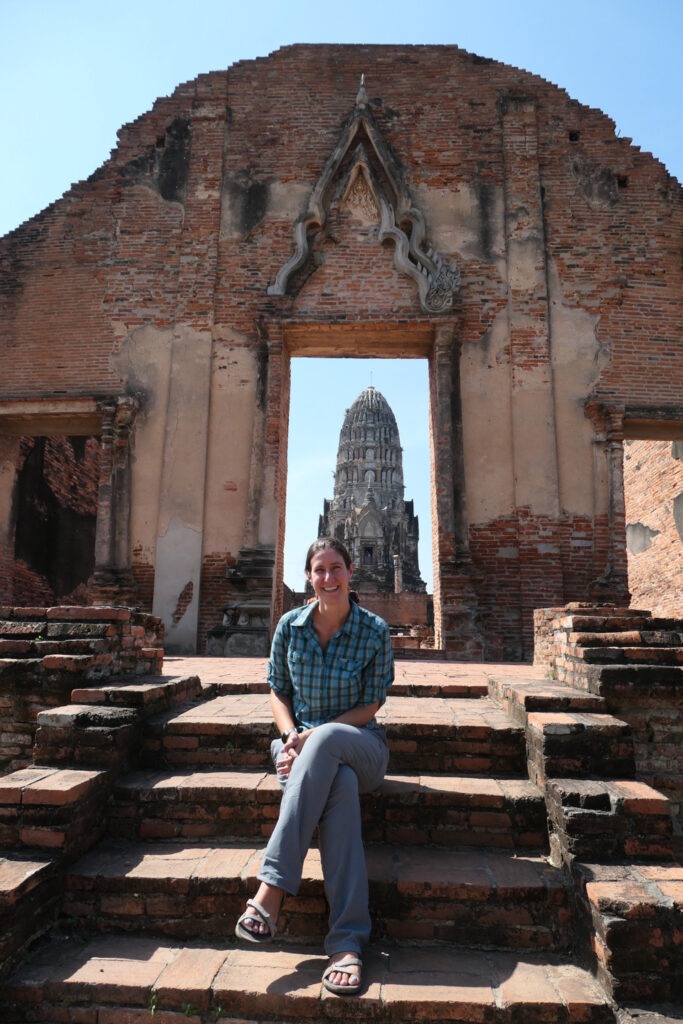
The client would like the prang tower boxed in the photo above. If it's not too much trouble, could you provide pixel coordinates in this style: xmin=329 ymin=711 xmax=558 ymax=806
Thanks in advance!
xmin=318 ymin=386 xmax=426 ymax=593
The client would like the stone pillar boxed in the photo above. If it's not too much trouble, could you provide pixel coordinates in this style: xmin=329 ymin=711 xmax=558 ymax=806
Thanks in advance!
xmin=90 ymin=396 xmax=138 ymax=606
xmin=501 ymin=94 xmax=564 ymax=655
xmin=152 ymin=99 xmax=227 ymax=653
xmin=217 ymin=320 xmax=284 ymax=652
xmin=586 ymin=400 xmax=631 ymax=603
xmin=393 ymin=553 xmax=402 ymax=594
xmin=0 ymin=435 xmax=20 ymax=603
xmin=430 ymin=323 xmax=483 ymax=657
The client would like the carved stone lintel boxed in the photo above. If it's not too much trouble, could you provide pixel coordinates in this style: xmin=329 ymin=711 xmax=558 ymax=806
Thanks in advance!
xmin=267 ymin=96 xmax=459 ymax=314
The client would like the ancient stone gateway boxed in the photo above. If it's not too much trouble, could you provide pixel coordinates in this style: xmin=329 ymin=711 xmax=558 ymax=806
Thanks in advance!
xmin=1 ymin=45 xmax=682 ymax=658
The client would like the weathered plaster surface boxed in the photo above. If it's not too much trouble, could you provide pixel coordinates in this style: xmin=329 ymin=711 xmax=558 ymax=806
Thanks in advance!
xmin=461 ymin=309 xmax=515 ymax=524
xmin=154 ymin=515 xmax=203 ymax=652
xmin=111 ymin=325 xmax=173 ymax=567
xmin=548 ymin=260 xmax=606 ymax=517
xmin=203 ymin=333 xmax=257 ymax=553
xmin=418 ymin=183 xmax=506 ymax=267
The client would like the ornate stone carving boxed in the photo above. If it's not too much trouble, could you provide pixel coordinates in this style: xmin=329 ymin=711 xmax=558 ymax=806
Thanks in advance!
xmin=268 ymin=83 xmax=460 ymax=314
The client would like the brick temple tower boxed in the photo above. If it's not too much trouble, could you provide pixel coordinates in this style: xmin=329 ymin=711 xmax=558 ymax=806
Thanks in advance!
xmin=318 ymin=385 xmax=426 ymax=594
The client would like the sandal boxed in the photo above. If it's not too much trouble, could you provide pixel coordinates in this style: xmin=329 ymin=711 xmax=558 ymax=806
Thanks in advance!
xmin=234 ymin=898 xmax=278 ymax=944
xmin=321 ymin=955 xmax=363 ymax=996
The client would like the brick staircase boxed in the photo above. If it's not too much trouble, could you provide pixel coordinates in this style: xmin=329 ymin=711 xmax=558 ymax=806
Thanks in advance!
xmin=0 ymin=608 xmax=681 ymax=1022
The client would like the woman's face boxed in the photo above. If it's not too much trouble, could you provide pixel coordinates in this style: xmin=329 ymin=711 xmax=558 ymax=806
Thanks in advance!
xmin=307 ymin=547 xmax=353 ymax=604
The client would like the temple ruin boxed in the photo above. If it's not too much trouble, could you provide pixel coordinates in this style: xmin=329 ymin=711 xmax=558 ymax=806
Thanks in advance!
xmin=0 ymin=44 xmax=681 ymax=659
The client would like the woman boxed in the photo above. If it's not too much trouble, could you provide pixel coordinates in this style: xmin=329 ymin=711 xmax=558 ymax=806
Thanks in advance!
xmin=235 ymin=537 xmax=393 ymax=996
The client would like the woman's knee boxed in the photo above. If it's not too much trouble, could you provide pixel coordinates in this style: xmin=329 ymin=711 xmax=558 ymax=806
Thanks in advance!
xmin=301 ymin=721 xmax=346 ymax=758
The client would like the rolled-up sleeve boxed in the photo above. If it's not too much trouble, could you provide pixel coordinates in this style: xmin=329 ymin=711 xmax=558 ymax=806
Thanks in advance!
xmin=359 ymin=621 xmax=394 ymax=707
xmin=266 ymin=616 xmax=293 ymax=696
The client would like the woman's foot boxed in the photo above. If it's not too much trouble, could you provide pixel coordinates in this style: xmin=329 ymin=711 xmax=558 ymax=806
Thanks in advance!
xmin=234 ymin=883 xmax=284 ymax=943
xmin=322 ymin=952 xmax=363 ymax=995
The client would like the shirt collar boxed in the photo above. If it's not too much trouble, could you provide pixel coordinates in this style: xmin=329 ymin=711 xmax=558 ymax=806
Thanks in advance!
xmin=292 ymin=599 xmax=358 ymax=633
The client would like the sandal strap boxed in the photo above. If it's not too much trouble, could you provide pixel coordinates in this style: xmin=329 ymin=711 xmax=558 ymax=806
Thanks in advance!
xmin=245 ymin=898 xmax=277 ymax=936
xmin=323 ymin=957 xmax=362 ymax=980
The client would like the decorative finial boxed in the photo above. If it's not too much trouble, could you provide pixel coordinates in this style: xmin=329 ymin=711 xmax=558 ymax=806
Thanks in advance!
xmin=356 ymin=73 xmax=368 ymax=107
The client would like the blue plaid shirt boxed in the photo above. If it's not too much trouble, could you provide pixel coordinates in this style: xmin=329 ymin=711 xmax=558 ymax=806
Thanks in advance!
xmin=267 ymin=600 xmax=393 ymax=732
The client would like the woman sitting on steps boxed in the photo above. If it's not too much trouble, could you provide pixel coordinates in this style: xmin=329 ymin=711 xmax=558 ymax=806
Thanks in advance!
xmin=235 ymin=536 xmax=393 ymax=996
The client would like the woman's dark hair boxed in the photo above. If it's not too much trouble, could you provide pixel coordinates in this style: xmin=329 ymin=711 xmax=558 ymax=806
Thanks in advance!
xmin=304 ymin=537 xmax=352 ymax=573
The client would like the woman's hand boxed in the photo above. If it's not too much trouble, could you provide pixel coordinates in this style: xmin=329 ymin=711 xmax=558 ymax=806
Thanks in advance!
xmin=276 ymin=727 xmax=313 ymax=777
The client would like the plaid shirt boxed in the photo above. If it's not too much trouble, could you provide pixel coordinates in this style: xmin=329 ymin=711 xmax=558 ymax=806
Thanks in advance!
xmin=267 ymin=600 xmax=394 ymax=731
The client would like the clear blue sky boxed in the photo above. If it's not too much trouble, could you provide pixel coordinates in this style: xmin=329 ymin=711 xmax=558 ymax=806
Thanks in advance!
xmin=3 ymin=0 xmax=682 ymax=591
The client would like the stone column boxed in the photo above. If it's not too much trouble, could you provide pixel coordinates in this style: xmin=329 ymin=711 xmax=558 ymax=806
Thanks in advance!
xmin=152 ymin=99 xmax=227 ymax=652
xmin=430 ymin=323 xmax=483 ymax=657
xmin=0 ymin=435 xmax=20 ymax=604
xmin=90 ymin=396 xmax=138 ymax=606
xmin=501 ymin=94 xmax=564 ymax=655
xmin=586 ymin=400 xmax=630 ymax=603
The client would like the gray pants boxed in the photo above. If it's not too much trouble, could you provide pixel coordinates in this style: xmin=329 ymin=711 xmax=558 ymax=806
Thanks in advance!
xmin=259 ymin=722 xmax=389 ymax=955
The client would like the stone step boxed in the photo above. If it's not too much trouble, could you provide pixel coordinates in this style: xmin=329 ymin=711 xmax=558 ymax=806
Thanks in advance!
xmin=570 ymin=630 xmax=683 ymax=648
xmin=0 ymin=637 xmax=112 ymax=658
xmin=183 ymin=657 xmax=492 ymax=699
xmin=71 ymin=672 xmax=202 ymax=711
xmin=0 ymin=853 xmax=59 ymax=980
xmin=1 ymin=934 xmax=616 ymax=1023
xmin=556 ymin=609 xmax=654 ymax=633
xmin=576 ymin=647 xmax=683 ymax=666
xmin=574 ymin=860 xmax=683 ymax=1004
xmin=62 ymin=839 xmax=572 ymax=951
xmin=107 ymin=769 xmax=548 ymax=850
xmin=488 ymin=673 xmax=607 ymax=724
xmin=545 ymin=778 xmax=674 ymax=864
xmin=32 ymin=675 xmax=205 ymax=770
xmin=0 ymin=766 xmax=110 ymax=853
xmin=143 ymin=694 xmax=527 ymax=775
xmin=526 ymin=711 xmax=635 ymax=784
xmin=560 ymin=663 xmax=683 ymax=697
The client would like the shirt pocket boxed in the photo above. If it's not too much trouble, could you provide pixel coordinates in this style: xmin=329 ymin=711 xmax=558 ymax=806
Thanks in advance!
xmin=336 ymin=658 xmax=364 ymax=697
xmin=287 ymin=647 xmax=312 ymax=675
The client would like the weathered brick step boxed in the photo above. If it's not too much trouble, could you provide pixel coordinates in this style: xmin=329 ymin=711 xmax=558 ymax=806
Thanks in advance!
xmin=0 ymin=637 xmax=111 ymax=658
xmin=526 ymin=711 xmax=635 ymax=784
xmin=546 ymin=778 xmax=674 ymax=864
xmin=208 ymin=670 xmax=491 ymax=699
xmin=559 ymin=610 xmax=654 ymax=632
xmin=143 ymin=694 xmax=527 ymax=775
xmin=107 ymin=769 xmax=547 ymax=850
xmin=0 ymin=853 xmax=59 ymax=980
xmin=574 ymin=860 xmax=683 ymax=1004
xmin=71 ymin=673 xmax=202 ymax=710
xmin=62 ymin=839 xmax=572 ymax=951
xmin=576 ymin=646 xmax=683 ymax=666
xmin=570 ymin=630 xmax=683 ymax=647
xmin=568 ymin=663 xmax=683 ymax=697
xmin=168 ymin=658 xmax=493 ymax=699
xmin=1 ymin=934 xmax=616 ymax=1023
xmin=0 ymin=765 xmax=110 ymax=852
xmin=488 ymin=674 xmax=606 ymax=725
xmin=31 ymin=676 xmax=204 ymax=770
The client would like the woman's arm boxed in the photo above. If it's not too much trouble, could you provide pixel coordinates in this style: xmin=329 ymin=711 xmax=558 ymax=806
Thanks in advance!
xmin=270 ymin=689 xmax=297 ymax=737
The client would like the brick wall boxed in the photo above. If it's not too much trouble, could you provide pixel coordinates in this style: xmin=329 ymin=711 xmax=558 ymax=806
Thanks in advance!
xmin=1 ymin=44 xmax=682 ymax=656
xmin=0 ymin=606 xmax=164 ymax=773
xmin=624 ymin=440 xmax=683 ymax=615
